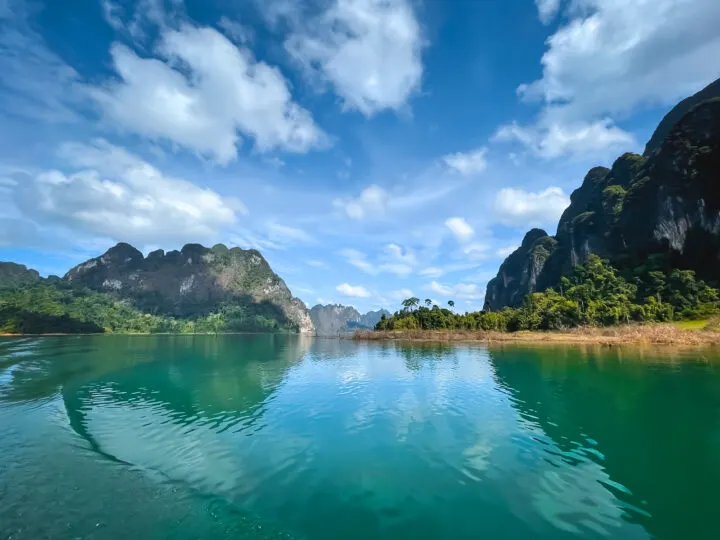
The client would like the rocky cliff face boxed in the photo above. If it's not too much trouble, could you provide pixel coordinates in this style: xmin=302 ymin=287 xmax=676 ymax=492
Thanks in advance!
xmin=484 ymin=78 xmax=720 ymax=311
xmin=484 ymin=229 xmax=556 ymax=310
xmin=309 ymin=304 xmax=390 ymax=335
xmin=0 ymin=262 xmax=41 ymax=289
xmin=65 ymin=242 xmax=314 ymax=333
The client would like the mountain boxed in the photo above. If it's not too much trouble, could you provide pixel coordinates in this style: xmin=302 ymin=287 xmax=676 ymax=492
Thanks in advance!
xmin=309 ymin=304 xmax=390 ymax=335
xmin=485 ymin=78 xmax=720 ymax=311
xmin=357 ymin=309 xmax=391 ymax=329
xmin=64 ymin=242 xmax=314 ymax=333
xmin=0 ymin=262 xmax=41 ymax=289
xmin=1 ymin=242 xmax=313 ymax=334
xmin=644 ymin=77 xmax=720 ymax=156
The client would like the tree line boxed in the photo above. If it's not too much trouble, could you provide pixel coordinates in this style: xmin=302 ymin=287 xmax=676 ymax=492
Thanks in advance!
xmin=375 ymin=255 xmax=719 ymax=332
xmin=0 ymin=282 xmax=294 ymax=334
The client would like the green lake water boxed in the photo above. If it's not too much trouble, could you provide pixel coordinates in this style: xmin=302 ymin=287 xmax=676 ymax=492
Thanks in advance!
xmin=1 ymin=336 xmax=719 ymax=539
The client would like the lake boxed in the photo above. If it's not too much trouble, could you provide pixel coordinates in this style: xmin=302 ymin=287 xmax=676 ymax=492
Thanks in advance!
xmin=1 ymin=335 xmax=719 ymax=539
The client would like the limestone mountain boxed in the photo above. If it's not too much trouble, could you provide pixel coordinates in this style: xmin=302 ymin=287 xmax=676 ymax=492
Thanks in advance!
xmin=357 ymin=309 xmax=391 ymax=330
xmin=309 ymin=304 xmax=390 ymax=335
xmin=0 ymin=262 xmax=41 ymax=289
xmin=63 ymin=242 xmax=314 ymax=333
xmin=485 ymin=78 xmax=720 ymax=311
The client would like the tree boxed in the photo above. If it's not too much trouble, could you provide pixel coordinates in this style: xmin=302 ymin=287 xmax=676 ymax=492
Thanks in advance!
xmin=402 ymin=297 xmax=420 ymax=311
xmin=447 ymin=300 xmax=455 ymax=309
xmin=425 ymin=298 xmax=432 ymax=307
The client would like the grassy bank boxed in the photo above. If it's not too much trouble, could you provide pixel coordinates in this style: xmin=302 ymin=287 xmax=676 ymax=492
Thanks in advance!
xmin=354 ymin=323 xmax=720 ymax=346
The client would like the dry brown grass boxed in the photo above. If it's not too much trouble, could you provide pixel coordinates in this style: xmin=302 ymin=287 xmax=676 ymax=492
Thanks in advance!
xmin=353 ymin=324 xmax=720 ymax=347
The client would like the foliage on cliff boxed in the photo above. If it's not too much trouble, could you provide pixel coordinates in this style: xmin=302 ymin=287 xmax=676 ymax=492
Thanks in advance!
xmin=0 ymin=282 xmax=295 ymax=334
xmin=378 ymin=256 xmax=719 ymax=332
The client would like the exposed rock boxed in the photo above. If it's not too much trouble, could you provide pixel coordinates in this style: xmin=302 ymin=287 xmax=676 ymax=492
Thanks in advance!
xmin=65 ymin=242 xmax=314 ymax=334
xmin=485 ymin=78 xmax=720 ymax=311
xmin=484 ymin=230 xmax=555 ymax=310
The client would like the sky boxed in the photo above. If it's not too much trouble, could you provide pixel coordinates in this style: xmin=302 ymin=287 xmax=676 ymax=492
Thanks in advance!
xmin=0 ymin=0 xmax=719 ymax=313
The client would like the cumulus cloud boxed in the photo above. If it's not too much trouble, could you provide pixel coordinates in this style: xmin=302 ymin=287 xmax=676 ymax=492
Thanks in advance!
xmin=337 ymin=282 xmax=371 ymax=297
xmin=442 ymin=147 xmax=488 ymax=175
xmin=494 ymin=186 xmax=569 ymax=226
xmin=496 ymin=0 xmax=720 ymax=159
xmin=12 ymin=140 xmax=239 ymax=245
xmin=493 ymin=118 xmax=635 ymax=160
xmin=429 ymin=281 xmax=484 ymax=300
xmin=333 ymin=184 xmax=388 ymax=220
xmin=89 ymin=24 xmax=326 ymax=163
xmin=445 ymin=217 xmax=474 ymax=242
xmin=285 ymin=0 xmax=424 ymax=115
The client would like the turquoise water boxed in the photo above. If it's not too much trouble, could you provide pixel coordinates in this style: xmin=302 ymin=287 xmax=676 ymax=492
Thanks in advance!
xmin=1 ymin=335 xmax=719 ymax=539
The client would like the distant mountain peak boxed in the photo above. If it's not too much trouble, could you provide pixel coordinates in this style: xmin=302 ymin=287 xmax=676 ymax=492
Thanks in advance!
xmin=309 ymin=304 xmax=390 ymax=335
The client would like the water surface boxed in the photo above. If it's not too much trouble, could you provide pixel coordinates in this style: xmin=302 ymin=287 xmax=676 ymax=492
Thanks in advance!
xmin=1 ymin=335 xmax=719 ymax=539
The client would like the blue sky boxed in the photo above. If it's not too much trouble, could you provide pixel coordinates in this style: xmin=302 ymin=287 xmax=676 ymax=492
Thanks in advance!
xmin=1 ymin=0 xmax=719 ymax=313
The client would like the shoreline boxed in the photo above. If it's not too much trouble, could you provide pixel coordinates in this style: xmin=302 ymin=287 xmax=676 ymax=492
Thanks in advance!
xmin=353 ymin=325 xmax=720 ymax=347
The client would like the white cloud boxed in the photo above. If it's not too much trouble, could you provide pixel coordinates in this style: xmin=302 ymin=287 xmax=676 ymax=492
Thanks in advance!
xmin=496 ymin=244 xmax=519 ymax=258
xmin=285 ymin=0 xmax=424 ymax=115
xmin=463 ymin=242 xmax=490 ymax=261
xmin=305 ymin=259 xmax=327 ymax=268
xmin=428 ymin=281 xmax=484 ymax=300
xmin=266 ymin=222 xmax=314 ymax=244
xmin=379 ymin=243 xmax=417 ymax=276
xmin=337 ymin=282 xmax=371 ymax=297
xmin=384 ymin=243 xmax=417 ymax=266
xmin=442 ymin=147 xmax=488 ymax=175
xmin=493 ymin=118 xmax=635 ymax=160
xmin=218 ymin=16 xmax=254 ymax=45
xmin=494 ymin=186 xmax=569 ymax=226
xmin=339 ymin=244 xmax=416 ymax=276
xmin=333 ymin=184 xmax=388 ymax=220
xmin=497 ymin=0 xmax=720 ymax=159
xmin=389 ymin=288 xmax=414 ymax=301
xmin=89 ymin=24 xmax=326 ymax=164
xmin=445 ymin=217 xmax=474 ymax=242
xmin=419 ymin=267 xmax=444 ymax=278
xmin=12 ymin=140 xmax=239 ymax=245
xmin=339 ymin=248 xmax=377 ymax=274
xmin=535 ymin=0 xmax=561 ymax=24
xmin=379 ymin=264 xmax=414 ymax=277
